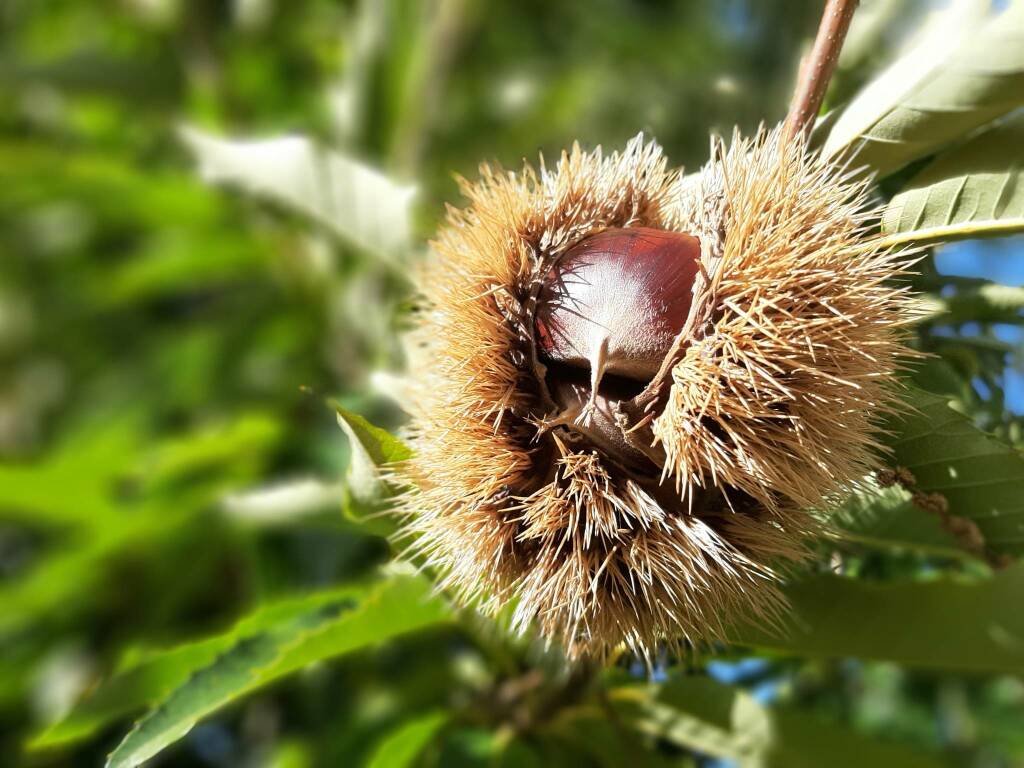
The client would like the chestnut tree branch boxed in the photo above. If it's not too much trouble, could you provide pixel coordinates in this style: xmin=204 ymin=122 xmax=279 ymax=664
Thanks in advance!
xmin=783 ymin=0 xmax=859 ymax=142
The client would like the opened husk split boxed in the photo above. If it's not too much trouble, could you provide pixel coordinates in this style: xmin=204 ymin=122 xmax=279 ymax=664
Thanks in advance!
xmin=398 ymin=126 xmax=916 ymax=660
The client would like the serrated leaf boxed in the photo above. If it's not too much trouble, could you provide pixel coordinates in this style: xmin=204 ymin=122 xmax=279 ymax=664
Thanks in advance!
xmin=880 ymin=116 xmax=1024 ymax=247
xmin=105 ymin=575 xmax=448 ymax=768
xmin=834 ymin=481 xmax=967 ymax=559
xmin=805 ymin=384 xmax=1024 ymax=561
xmin=366 ymin=711 xmax=448 ymax=768
xmin=821 ymin=0 xmax=1024 ymax=179
xmin=266 ymin=570 xmax=447 ymax=672
xmin=29 ymin=588 xmax=361 ymax=751
xmin=730 ymin=564 xmax=1024 ymax=673
xmin=109 ymin=603 xmax=348 ymax=768
xmin=886 ymin=390 xmax=1024 ymax=557
xmin=612 ymin=677 xmax=945 ymax=768
xmin=179 ymin=126 xmax=416 ymax=259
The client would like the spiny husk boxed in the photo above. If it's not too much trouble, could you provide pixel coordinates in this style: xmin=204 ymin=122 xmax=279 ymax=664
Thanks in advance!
xmin=397 ymin=127 xmax=917 ymax=661
xmin=655 ymin=129 xmax=914 ymax=514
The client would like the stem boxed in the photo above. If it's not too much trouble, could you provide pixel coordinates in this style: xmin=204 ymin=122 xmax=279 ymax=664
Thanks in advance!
xmin=783 ymin=0 xmax=859 ymax=142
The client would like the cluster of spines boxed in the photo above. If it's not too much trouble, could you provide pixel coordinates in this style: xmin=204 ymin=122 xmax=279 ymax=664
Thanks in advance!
xmin=398 ymin=128 xmax=917 ymax=660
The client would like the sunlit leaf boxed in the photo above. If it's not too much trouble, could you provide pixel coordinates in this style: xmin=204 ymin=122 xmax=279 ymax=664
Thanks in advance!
xmin=917 ymin=282 xmax=1024 ymax=325
xmin=335 ymin=405 xmax=411 ymax=483
xmin=29 ymin=588 xmax=366 ymax=750
xmin=828 ymin=0 xmax=922 ymax=106
xmin=0 ymin=144 xmax=227 ymax=229
xmin=613 ymin=677 xmax=946 ymax=767
xmin=0 ymin=417 xmax=141 ymax=528
xmin=826 ymin=385 xmax=1024 ymax=560
xmin=880 ymin=116 xmax=1024 ymax=247
xmin=105 ymin=574 xmax=449 ymax=768
xmin=821 ymin=0 xmax=1024 ymax=178
xmin=335 ymin=404 xmax=411 ymax=535
xmin=615 ymin=683 xmax=763 ymax=762
xmin=221 ymin=478 xmax=345 ymax=525
xmin=833 ymin=481 xmax=966 ymax=559
xmin=179 ymin=127 xmax=417 ymax=259
xmin=366 ymin=711 xmax=448 ymax=768
xmin=0 ymin=413 xmax=280 ymax=528
xmin=108 ymin=605 xmax=351 ymax=768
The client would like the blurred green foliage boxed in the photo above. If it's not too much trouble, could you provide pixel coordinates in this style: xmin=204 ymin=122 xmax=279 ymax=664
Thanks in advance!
xmin=2 ymin=0 xmax=1024 ymax=766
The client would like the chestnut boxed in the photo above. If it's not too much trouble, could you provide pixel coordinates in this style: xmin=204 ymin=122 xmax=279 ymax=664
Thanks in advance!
xmin=534 ymin=226 xmax=701 ymax=419
xmin=545 ymin=367 xmax=654 ymax=469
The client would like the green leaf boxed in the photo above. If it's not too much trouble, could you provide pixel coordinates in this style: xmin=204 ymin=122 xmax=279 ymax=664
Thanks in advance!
xmin=179 ymin=126 xmax=417 ymax=259
xmin=0 ymin=413 xmax=280 ymax=528
xmin=94 ymin=229 xmax=269 ymax=307
xmin=613 ymin=677 xmax=946 ymax=768
xmin=833 ymin=387 xmax=1024 ymax=560
xmin=494 ymin=737 xmax=546 ymax=768
xmin=0 ymin=513 xmax=185 ymax=641
xmin=731 ymin=564 xmax=1024 ymax=673
xmin=0 ymin=143 xmax=229 ymax=229
xmin=335 ymin=404 xmax=411 ymax=535
xmin=366 ymin=711 xmax=448 ymax=768
xmin=0 ymin=416 xmax=143 ymax=528
xmin=0 ymin=414 xmax=282 ymax=639
xmin=821 ymin=0 xmax=1024 ymax=179
xmin=828 ymin=0 xmax=923 ymax=107
xmin=886 ymin=390 xmax=1024 ymax=557
xmin=879 ymin=116 xmax=1024 ymax=247
xmin=105 ymin=573 xmax=448 ymax=768
xmin=29 ymin=587 xmax=364 ymax=751
xmin=221 ymin=478 xmax=345 ymax=526
xmin=435 ymin=728 xmax=501 ymax=765
xmin=833 ymin=481 xmax=966 ymax=559
xmin=615 ymin=683 xmax=764 ymax=763
xmin=917 ymin=282 xmax=1024 ymax=325
xmin=335 ymin=405 xmax=412 ymax=480
xmin=108 ymin=605 xmax=348 ymax=767
xmin=544 ymin=706 xmax=651 ymax=768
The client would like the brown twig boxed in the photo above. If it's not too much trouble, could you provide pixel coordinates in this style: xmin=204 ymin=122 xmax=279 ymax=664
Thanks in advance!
xmin=783 ymin=0 xmax=859 ymax=142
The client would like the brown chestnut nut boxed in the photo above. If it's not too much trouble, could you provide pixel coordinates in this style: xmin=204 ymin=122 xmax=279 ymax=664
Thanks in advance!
xmin=545 ymin=367 xmax=655 ymax=469
xmin=535 ymin=227 xmax=701 ymax=416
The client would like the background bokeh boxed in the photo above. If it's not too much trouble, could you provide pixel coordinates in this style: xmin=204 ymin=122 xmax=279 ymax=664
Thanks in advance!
xmin=2 ymin=0 xmax=1023 ymax=766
